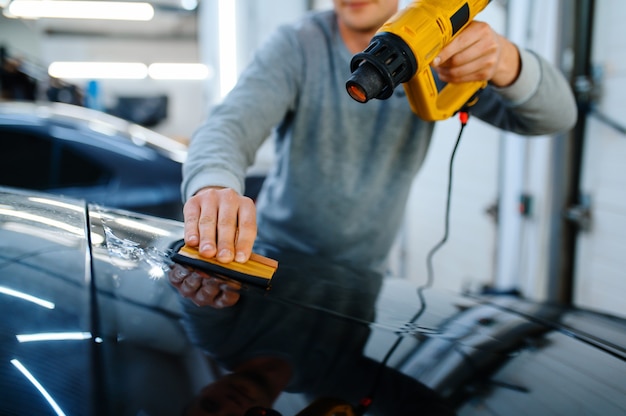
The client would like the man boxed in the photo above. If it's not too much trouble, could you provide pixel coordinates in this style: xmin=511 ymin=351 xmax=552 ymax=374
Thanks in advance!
xmin=181 ymin=0 xmax=577 ymax=271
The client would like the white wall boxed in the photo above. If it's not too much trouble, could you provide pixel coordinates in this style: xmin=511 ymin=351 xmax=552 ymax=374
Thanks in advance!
xmin=198 ymin=0 xmax=307 ymax=98
xmin=573 ymin=0 xmax=626 ymax=318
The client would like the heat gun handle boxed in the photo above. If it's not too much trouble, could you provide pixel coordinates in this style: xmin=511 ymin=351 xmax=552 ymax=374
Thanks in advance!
xmin=403 ymin=68 xmax=487 ymax=121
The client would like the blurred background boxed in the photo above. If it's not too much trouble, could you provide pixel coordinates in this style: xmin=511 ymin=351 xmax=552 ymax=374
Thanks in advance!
xmin=0 ymin=0 xmax=624 ymax=319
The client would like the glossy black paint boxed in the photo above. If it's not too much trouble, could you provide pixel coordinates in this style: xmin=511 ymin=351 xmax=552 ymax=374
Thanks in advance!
xmin=1 ymin=187 xmax=625 ymax=415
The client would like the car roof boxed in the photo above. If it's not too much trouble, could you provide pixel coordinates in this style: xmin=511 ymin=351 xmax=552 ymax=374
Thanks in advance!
xmin=0 ymin=100 xmax=187 ymax=163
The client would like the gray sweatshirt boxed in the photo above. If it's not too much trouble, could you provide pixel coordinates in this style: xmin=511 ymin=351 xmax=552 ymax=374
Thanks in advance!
xmin=182 ymin=10 xmax=577 ymax=271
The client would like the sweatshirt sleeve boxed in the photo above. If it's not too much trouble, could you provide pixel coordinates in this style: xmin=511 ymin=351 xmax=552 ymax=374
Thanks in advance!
xmin=181 ymin=25 xmax=303 ymax=201
xmin=470 ymin=48 xmax=578 ymax=135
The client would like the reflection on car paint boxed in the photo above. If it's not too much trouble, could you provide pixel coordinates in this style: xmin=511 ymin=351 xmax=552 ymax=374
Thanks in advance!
xmin=10 ymin=358 xmax=68 ymax=416
xmin=174 ymin=246 xmax=456 ymax=415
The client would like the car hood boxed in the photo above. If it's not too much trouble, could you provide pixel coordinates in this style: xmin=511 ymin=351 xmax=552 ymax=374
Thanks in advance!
xmin=1 ymin=186 xmax=626 ymax=416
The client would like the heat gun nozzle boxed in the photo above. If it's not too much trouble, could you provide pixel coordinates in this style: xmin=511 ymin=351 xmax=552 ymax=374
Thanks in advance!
xmin=346 ymin=61 xmax=387 ymax=103
xmin=346 ymin=32 xmax=416 ymax=104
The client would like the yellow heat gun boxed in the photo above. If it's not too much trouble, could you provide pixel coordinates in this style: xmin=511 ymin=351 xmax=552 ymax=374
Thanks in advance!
xmin=346 ymin=0 xmax=491 ymax=121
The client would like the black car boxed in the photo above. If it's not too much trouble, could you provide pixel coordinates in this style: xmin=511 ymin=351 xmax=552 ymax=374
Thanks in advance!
xmin=1 ymin=186 xmax=625 ymax=416
xmin=0 ymin=101 xmax=187 ymax=220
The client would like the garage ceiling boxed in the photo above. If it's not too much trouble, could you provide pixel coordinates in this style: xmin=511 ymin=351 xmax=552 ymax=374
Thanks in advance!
xmin=4 ymin=0 xmax=198 ymax=39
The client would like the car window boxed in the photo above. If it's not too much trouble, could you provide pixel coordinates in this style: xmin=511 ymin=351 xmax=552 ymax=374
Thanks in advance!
xmin=0 ymin=128 xmax=111 ymax=190
xmin=0 ymin=129 xmax=53 ymax=190
xmin=56 ymin=141 xmax=110 ymax=188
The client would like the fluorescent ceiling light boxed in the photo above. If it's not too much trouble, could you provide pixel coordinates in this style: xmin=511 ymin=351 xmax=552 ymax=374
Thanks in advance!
xmin=48 ymin=62 xmax=212 ymax=81
xmin=48 ymin=62 xmax=148 ymax=80
xmin=148 ymin=63 xmax=211 ymax=80
xmin=5 ymin=0 xmax=154 ymax=21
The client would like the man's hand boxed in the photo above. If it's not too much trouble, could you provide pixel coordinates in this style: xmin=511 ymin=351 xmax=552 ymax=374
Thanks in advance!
xmin=183 ymin=187 xmax=257 ymax=263
xmin=168 ymin=263 xmax=241 ymax=308
xmin=432 ymin=21 xmax=521 ymax=88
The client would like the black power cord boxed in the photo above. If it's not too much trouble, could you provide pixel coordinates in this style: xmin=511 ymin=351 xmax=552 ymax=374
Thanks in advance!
xmin=425 ymin=110 xmax=469 ymax=288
